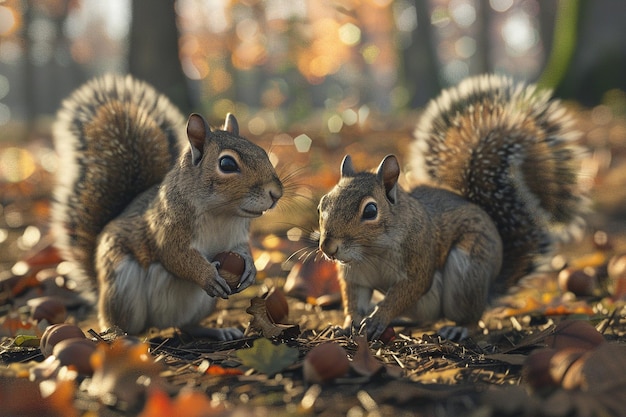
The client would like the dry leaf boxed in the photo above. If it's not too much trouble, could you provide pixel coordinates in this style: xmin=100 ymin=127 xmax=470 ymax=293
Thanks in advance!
xmin=581 ymin=342 xmax=626 ymax=392
xmin=413 ymin=367 xmax=463 ymax=384
xmin=484 ymin=353 xmax=529 ymax=366
xmin=0 ymin=312 xmax=39 ymax=338
xmin=351 ymin=336 xmax=384 ymax=377
xmin=0 ymin=376 xmax=78 ymax=417
xmin=544 ymin=319 xmax=605 ymax=351
xmin=138 ymin=388 xmax=225 ymax=417
xmin=378 ymin=379 xmax=471 ymax=404
xmin=87 ymin=338 xmax=166 ymax=410
xmin=283 ymin=258 xmax=340 ymax=300
xmin=245 ymin=297 xmax=299 ymax=339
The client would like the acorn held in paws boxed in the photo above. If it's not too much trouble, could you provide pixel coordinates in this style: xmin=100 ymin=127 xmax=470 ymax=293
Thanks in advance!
xmin=212 ymin=252 xmax=245 ymax=290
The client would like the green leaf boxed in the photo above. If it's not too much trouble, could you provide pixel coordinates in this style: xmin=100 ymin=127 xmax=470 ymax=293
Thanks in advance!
xmin=13 ymin=334 xmax=40 ymax=347
xmin=236 ymin=338 xmax=299 ymax=375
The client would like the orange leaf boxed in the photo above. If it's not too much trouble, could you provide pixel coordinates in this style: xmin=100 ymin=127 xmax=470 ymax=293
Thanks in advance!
xmin=22 ymin=241 xmax=62 ymax=269
xmin=0 ymin=312 xmax=39 ymax=337
xmin=139 ymin=388 xmax=224 ymax=417
xmin=0 ymin=376 xmax=78 ymax=417
xmin=88 ymin=338 xmax=166 ymax=410
xmin=138 ymin=389 xmax=175 ymax=417
xmin=284 ymin=258 xmax=340 ymax=300
xmin=205 ymin=364 xmax=243 ymax=376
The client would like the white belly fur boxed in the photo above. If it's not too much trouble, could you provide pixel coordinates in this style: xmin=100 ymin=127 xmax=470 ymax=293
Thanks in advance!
xmin=106 ymin=255 xmax=217 ymax=334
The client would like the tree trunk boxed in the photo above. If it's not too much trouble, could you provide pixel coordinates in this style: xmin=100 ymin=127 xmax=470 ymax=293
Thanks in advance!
xmin=128 ymin=0 xmax=194 ymax=114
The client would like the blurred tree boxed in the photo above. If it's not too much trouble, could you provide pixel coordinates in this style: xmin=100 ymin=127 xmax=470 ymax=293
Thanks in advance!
xmin=551 ymin=0 xmax=626 ymax=106
xmin=401 ymin=1 xmax=441 ymax=108
xmin=128 ymin=0 xmax=193 ymax=114
xmin=538 ymin=0 xmax=579 ymax=91
xmin=21 ymin=0 xmax=86 ymax=122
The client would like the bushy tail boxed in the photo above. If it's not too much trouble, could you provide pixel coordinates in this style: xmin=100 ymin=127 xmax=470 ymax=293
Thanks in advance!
xmin=51 ymin=74 xmax=186 ymax=287
xmin=409 ymin=74 xmax=586 ymax=289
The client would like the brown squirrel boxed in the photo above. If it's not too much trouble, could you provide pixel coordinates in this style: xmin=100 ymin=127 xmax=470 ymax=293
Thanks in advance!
xmin=51 ymin=74 xmax=283 ymax=339
xmin=318 ymin=74 xmax=585 ymax=340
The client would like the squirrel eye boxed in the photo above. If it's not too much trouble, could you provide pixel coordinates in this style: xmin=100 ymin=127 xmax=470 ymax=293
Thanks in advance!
xmin=219 ymin=155 xmax=240 ymax=173
xmin=362 ymin=202 xmax=378 ymax=220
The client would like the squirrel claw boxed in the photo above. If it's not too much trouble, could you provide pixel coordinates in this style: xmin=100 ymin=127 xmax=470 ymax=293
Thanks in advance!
xmin=205 ymin=269 xmax=232 ymax=299
xmin=330 ymin=325 xmax=351 ymax=338
xmin=358 ymin=315 xmax=387 ymax=341
xmin=238 ymin=254 xmax=256 ymax=291
xmin=437 ymin=325 xmax=469 ymax=341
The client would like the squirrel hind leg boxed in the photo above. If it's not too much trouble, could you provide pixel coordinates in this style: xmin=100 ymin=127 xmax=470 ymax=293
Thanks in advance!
xmin=441 ymin=240 xmax=501 ymax=325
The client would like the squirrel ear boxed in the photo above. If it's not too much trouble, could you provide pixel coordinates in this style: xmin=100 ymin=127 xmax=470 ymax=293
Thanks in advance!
xmin=340 ymin=155 xmax=355 ymax=177
xmin=187 ymin=113 xmax=211 ymax=166
xmin=376 ymin=155 xmax=400 ymax=204
xmin=224 ymin=113 xmax=239 ymax=136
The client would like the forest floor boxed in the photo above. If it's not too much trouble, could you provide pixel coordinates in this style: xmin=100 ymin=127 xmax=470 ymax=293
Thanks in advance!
xmin=1 ymin=103 xmax=626 ymax=417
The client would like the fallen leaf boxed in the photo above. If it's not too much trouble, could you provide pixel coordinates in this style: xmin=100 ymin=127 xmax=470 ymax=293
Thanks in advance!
xmin=138 ymin=388 xmax=224 ymax=417
xmin=245 ymin=297 xmax=300 ymax=339
xmin=413 ymin=367 xmax=463 ymax=384
xmin=351 ymin=336 xmax=384 ymax=377
xmin=0 ymin=272 xmax=40 ymax=298
xmin=204 ymin=364 xmax=244 ymax=376
xmin=0 ymin=376 xmax=78 ymax=417
xmin=484 ymin=353 xmax=529 ymax=366
xmin=235 ymin=337 xmax=299 ymax=375
xmin=0 ymin=312 xmax=39 ymax=337
xmin=569 ymin=251 xmax=607 ymax=269
xmin=13 ymin=334 xmax=40 ymax=347
xmin=581 ymin=342 xmax=626 ymax=392
xmin=544 ymin=319 xmax=606 ymax=351
xmin=283 ymin=258 xmax=340 ymax=300
xmin=88 ymin=338 xmax=166 ymax=410
xmin=501 ymin=296 xmax=543 ymax=317
xmin=544 ymin=303 xmax=595 ymax=316
xmin=0 ymin=240 xmax=62 ymax=298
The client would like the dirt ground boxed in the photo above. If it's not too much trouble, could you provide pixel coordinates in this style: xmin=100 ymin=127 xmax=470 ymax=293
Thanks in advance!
xmin=1 ymin=104 xmax=626 ymax=416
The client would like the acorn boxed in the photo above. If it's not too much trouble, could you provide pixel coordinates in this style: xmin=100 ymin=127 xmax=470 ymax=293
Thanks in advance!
xmin=40 ymin=323 xmax=86 ymax=357
xmin=264 ymin=287 xmax=289 ymax=323
xmin=523 ymin=348 xmax=558 ymax=390
xmin=303 ymin=342 xmax=350 ymax=384
xmin=28 ymin=296 xmax=67 ymax=324
xmin=52 ymin=337 xmax=98 ymax=375
xmin=607 ymin=253 xmax=626 ymax=298
xmin=557 ymin=267 xmax=597 ymax=296
xmin=549 ymin=348 xmax=588 ymax=390
xmin=212 ymin=251 xmax=245 ymax=290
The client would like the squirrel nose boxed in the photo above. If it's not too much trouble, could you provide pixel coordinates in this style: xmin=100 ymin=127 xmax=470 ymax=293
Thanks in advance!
xmin=267 ymin=181 xmax=283 ymax=207
xmin=270 ymin=189 xmax=281 ymax=204
xmin=320 ymin=237 xmax=339 ymax=259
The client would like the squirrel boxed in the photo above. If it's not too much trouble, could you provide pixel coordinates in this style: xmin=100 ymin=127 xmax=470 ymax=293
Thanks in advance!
xmin=51 ymin=74 xmax=283 ymax=339
xmin=317 ymin=74 xmax=586 ymax=340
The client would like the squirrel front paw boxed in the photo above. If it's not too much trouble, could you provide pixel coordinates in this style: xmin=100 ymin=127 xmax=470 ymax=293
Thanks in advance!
xmin=358 ymin=308 xmax=391 ymax=341
xmin=237 ymin=253 xmax=257 ymax=291
xmin=205 ymin=262 xmax=233 ymax=299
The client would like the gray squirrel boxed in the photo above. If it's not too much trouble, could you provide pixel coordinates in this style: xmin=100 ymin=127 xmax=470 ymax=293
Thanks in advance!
xmin=318 ymin=74 xmax=585 ymax=340
xmin=51 ymin=74 xmax=283 ymax=339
